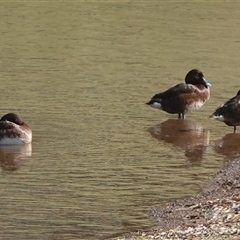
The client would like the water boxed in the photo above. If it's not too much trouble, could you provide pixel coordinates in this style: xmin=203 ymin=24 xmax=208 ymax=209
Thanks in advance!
xmin=0 ymin=2 xmax=240 ymax=240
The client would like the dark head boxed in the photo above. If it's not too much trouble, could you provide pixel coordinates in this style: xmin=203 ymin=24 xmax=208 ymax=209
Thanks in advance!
xmin=0 ymin=113 xmax=23 ymax=125
xmin=237 ymin=90 xmax=240 ymax=96
xmin=185 ymin=69 xmax=211 ymax=88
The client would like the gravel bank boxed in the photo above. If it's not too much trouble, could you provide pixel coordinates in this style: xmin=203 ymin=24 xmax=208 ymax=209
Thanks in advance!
xmin=108 ymin=159 xmax=240 ymax=240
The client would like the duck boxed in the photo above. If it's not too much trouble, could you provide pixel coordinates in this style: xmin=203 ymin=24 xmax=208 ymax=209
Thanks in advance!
xmin=0 ymin=113 xmax=32 ymax=145
xmin=146 ymin=69 xmax=211 ymax=119
xmin=209 ymin=90 xmax=240 ymax=133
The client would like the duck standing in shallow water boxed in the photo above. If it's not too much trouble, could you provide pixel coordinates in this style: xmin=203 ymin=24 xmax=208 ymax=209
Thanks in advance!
xmin=0 ymin=113 xmax=32 ymax=145
xmin=209 ymin=90 xmax=240 ymax=133
xmin=146 ymin=69 xmax=211 ymax=119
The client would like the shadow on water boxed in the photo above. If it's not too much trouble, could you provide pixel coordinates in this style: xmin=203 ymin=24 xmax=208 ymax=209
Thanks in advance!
xmin=148 ymin=119 xmax=210 ymax=162
xmin=213 ymin=133 xmax=240 ymax=161
xmin=0 ymin=144 xmax=32 ymax=171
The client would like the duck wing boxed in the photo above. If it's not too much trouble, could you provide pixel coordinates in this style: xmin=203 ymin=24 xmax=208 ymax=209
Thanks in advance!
xmin=0 ymin=121 xmax=21 ymax=138
xmin=213 ymin=96 xmax=240 ymax=116
xmin=0 ymin=121 xmax=16 ymax=130
xmin=151 ymin=83 xmax=195 ymax=100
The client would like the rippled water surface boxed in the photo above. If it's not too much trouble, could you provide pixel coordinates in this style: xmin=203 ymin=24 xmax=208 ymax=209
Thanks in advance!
xmin=1 ymin=2 xmax=240 ymax=240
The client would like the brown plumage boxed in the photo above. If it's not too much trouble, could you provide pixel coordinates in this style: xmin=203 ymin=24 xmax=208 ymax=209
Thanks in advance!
xmin=146 ymin=69 xmax=211 ymax=119
xmin=209 ymin=90 xmax=240 ymax=133
xmin=0 ymin=113 xmax=32 ymax=145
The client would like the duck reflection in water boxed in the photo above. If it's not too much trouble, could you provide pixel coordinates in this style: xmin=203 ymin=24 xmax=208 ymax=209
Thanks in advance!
xmin=213 ymin=133 xmax=240 ymax=161
xmin=148 ymin=119 xmax=210 ymax=162
xmin=0 ymin=144 xmax=32 ymax=171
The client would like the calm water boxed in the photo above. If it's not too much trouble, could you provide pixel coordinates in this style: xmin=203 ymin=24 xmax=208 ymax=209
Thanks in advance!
xmin=1 ymin=2 xmax=240 ymax=240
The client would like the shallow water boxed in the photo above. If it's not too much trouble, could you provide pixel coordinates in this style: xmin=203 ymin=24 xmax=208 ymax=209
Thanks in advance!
xmin=0 ymin=2 xmax=240 ymax=240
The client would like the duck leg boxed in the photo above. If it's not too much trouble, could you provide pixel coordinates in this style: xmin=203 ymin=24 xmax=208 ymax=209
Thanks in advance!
xmin=178 ymin=113 xmax=185 ymax=119
xmin=234 ymin=126 xmax=237 ymax=133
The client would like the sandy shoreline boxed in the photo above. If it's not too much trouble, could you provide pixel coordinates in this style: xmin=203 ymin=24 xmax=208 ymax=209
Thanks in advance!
xmin=107 ymin=159 xmax=240 ymax=240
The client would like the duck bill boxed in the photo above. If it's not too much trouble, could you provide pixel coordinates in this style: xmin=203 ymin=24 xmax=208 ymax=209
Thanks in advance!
xmin=202 ymin=77 xmax=211 ymax=88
